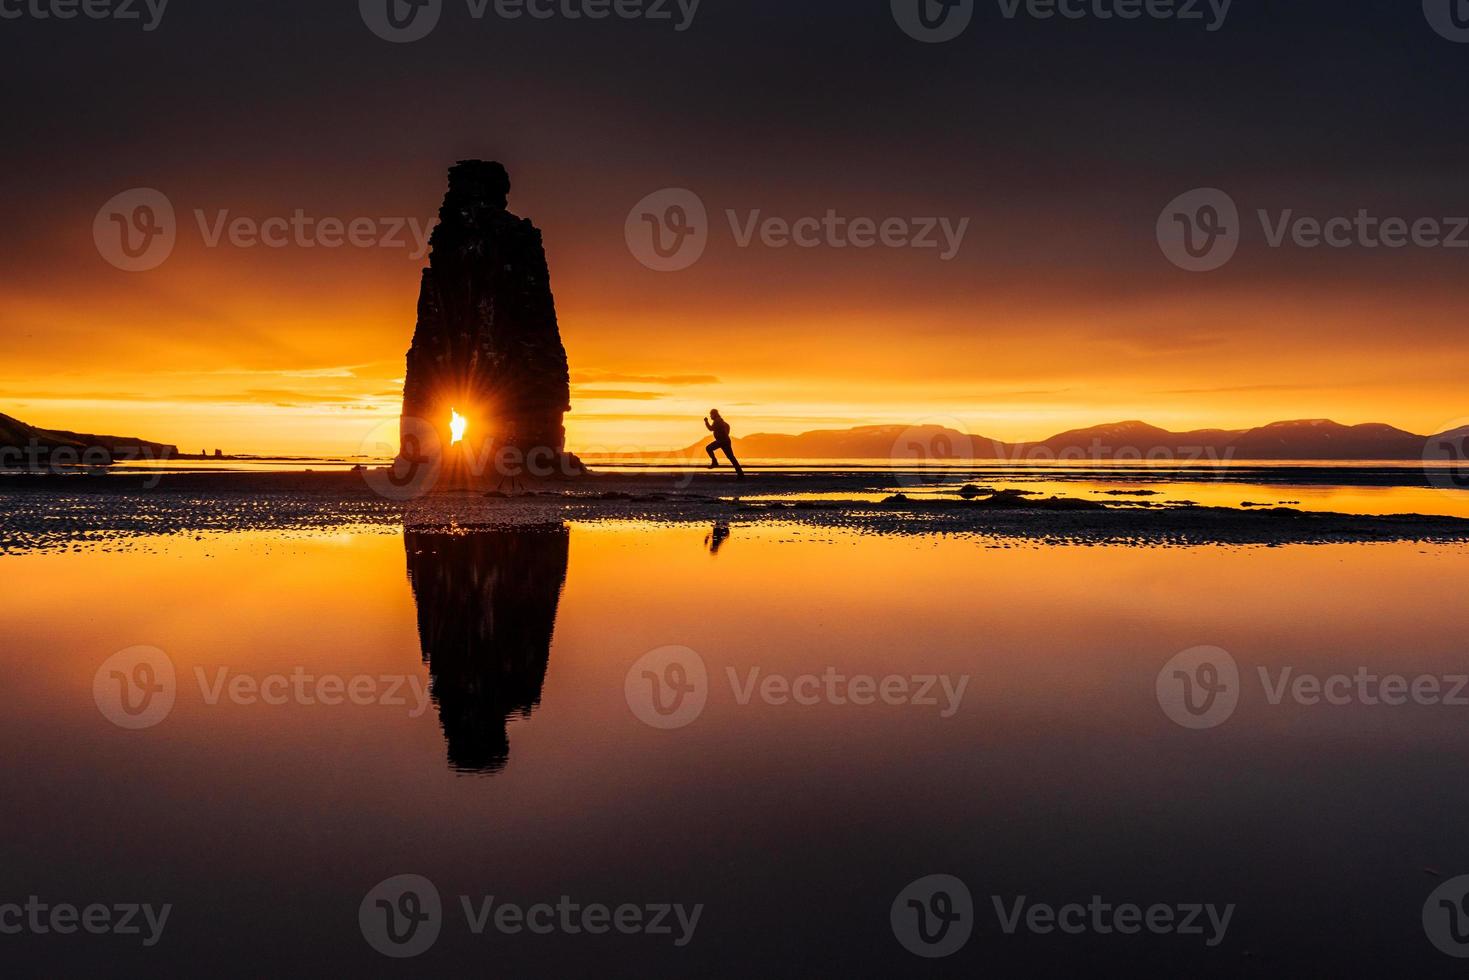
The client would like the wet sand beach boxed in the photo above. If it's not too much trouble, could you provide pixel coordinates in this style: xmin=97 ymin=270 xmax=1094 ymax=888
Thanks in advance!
xmin=3 ymin=467 xmax=1468 ymax=553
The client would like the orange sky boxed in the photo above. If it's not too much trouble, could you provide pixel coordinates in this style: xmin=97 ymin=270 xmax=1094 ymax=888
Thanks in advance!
xmin=6 ymin=203 xmax=1468 ymax=457
xmin=5 ymin=3 xmax=1469 ymax=457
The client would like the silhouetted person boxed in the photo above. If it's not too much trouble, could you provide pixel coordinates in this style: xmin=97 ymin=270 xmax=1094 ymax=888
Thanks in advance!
xmin=704 ymin=409 xmax=745 ymax=478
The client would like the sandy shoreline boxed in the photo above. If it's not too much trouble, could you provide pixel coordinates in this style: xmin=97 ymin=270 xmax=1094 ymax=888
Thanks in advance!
xmin=3 ymin=469 xmax=1469 ymax=552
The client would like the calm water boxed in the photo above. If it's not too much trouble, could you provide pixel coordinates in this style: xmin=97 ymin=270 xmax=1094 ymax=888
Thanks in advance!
xmin=3 ymin=523 xmax=1469 ymax=975
xmin=739 ymin=476 xmax=1469 ymax=519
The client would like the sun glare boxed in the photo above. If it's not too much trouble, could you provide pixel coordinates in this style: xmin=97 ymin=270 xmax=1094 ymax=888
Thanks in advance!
xmin=450 ymin=408 xmax=467 ymax=445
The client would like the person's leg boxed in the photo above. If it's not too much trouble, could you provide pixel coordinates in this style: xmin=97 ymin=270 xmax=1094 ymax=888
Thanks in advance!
xmin=723 ymin=443 xmax=744 ymax=478
xmin=706 ymin=442 xmax=720 ymax=467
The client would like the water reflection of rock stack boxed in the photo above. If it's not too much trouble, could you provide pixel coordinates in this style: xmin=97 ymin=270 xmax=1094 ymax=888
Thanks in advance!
xmin=404 ymin=524 xmax=569 ymax=773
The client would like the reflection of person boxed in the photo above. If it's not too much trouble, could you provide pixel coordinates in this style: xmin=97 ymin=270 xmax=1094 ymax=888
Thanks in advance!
xmin=704 ymin=409 xmax=745 ymax=478
xmin=705 ymin=521 xmax=731 ymax=555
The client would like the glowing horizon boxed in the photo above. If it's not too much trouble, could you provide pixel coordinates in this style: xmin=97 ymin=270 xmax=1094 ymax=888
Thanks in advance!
xmin=6 ymin=4 xmax=1469 ymax=459
xmin=5 ymin=380 xmax=1463 ymax=460
xmin=8 ymin=215 xmax=1467 ymax=457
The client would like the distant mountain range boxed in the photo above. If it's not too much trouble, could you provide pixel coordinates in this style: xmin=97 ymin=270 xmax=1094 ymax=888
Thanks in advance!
xmin=4 ymin=410 xmax=1464 ymax=466
xmin=0 ymin=412 xmax=178 ymax=463
xmin=673 ymin=419 xmax=1469 ymax=461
